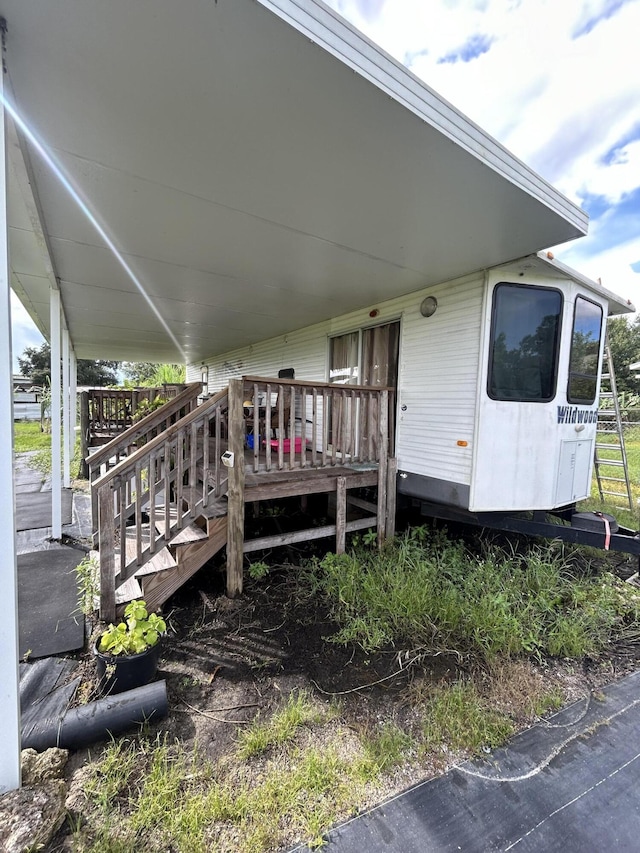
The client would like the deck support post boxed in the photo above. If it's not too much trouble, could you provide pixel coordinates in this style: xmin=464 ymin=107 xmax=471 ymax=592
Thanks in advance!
xmin=0 ymin=30 xmax=22 ymax=791
xmin=336 ymin=476 xmax=347 ymax=554
xmin=376 ymin=390 xmax=389 ymax=545
xmin=50 ymin=286 xmax=62 ymax=538
xmin=226 ymin=378 xmax=245 ymax=597
xmin=386 ymin=457 xmax=397 ymax=539
xmin=98 ymin=482 xmax=116 ymax=623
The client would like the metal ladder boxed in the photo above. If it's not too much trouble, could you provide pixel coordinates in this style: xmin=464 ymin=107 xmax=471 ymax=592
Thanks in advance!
xmin=594 ymin=337 xmax=633 ymax=510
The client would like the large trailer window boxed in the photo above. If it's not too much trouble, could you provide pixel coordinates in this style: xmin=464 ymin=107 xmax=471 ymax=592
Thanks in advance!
xmin=488 ymin=283 xmax=562 ymax=402
xmin=568 ymin=297 xmax=603 ymax=404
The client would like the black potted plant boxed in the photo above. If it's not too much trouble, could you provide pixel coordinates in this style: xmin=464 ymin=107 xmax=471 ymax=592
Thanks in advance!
xmin=94 ymin=599 xmax=166 ymax=695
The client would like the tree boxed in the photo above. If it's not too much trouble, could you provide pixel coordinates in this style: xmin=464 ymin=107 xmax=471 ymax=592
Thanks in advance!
xmin=122 ymin=362 xmax=186 ymax=386
xmin=18 ymin=342 xmax=120 ymax=387
xmin=122 ymin=362 xmax=158 ymax=385
xmin=606 ymin=316 xmax=640 ymax=396
xmin=17 ymin=343 xmax=51 ymax=387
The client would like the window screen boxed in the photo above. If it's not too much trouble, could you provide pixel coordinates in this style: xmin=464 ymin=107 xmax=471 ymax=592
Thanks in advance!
xmin=488 ymin=283 xmax=563 ymax=402
xmin=568 ymin=297 xmax=603 ymax=404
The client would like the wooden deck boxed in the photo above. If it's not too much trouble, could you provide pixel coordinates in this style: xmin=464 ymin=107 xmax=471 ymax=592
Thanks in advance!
xmin=89 ymin=376 xmax=396 ymax=621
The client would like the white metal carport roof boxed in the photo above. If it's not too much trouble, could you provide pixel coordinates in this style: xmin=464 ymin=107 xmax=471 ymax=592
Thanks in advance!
xmin=1 ymin=0 xmax=589 ymax=365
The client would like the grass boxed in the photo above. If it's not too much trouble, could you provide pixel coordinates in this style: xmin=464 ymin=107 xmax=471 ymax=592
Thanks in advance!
xmin=72 ymin=658 xmax=573 ymax=852
xmin=237 ymin=689 xmax=334 ymax=758
xmin=75 ymin=721 xmax=377 ymax=852
xmin=13 ymin=420 xmax=51 ymax=452
xmin=581 ymin=426 xmax=640 ymax=529
xmin=420 ymin=680 xmax=514 ymax=754
xmin=305 ymin=529 xmax=640 ymax=662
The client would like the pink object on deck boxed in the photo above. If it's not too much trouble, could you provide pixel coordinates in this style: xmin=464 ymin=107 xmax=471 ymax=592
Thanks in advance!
xmin=266 ymin=437 xmax=305 ymax=453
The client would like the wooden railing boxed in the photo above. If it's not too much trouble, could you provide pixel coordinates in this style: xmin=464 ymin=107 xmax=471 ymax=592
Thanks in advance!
xmin=88 ymin=383 xmax=203 ymax=537
xmin=94 ymin=387 xmax=229 ymax=619
xmin=86 ymin=384 xmax=187 ymax=437
xmin=240 ymin=375 xmax=394 ymax=473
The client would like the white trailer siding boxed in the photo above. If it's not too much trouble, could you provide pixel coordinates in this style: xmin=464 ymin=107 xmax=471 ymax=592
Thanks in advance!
xmin=188 ymin=324 xmax=329 ymax=393
xmin=396 ymin=273 xmax=484 ymax=487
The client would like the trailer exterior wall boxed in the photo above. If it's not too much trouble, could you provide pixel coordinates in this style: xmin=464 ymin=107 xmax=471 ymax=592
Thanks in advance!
xmin=188 ymin=270 xmax=485 ymax=494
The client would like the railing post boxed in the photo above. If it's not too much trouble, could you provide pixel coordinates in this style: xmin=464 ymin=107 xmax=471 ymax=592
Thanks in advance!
xmin=226 ymin=378 xmax=245 ymax=597
xmin=98 ymin=482 xmax=116 ymax=622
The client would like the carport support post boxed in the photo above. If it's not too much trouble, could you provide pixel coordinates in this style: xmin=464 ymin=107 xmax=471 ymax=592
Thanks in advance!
xmin=69 ymin=348 xmax=77 ymax=463
xmin=0 ymin=20 xmax=22 ymax=792
xmin=50 ymin=287 xmax=62 ymax=537
xmin=62 ymin=328 xmax=71 ymax=488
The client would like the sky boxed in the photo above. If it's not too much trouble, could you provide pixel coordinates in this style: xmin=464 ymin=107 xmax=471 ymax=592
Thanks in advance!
xmin=11 ymin=0 xmax=640 ymax=369
xmin=325 ymin=0 xmax=640 ymax=299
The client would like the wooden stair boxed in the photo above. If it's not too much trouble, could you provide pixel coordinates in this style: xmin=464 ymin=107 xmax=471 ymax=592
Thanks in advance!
xmin=111 ymin=501 xmax=228 ymax=614
xmin=92 ymin=376 xmax=394 ymax=621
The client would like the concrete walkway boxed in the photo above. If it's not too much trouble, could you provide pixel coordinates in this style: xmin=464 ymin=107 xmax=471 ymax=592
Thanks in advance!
xmin=14 ymin=451 xmax=92 ymax=554
xmin=300 ymin=669 xmax=640 ymax=852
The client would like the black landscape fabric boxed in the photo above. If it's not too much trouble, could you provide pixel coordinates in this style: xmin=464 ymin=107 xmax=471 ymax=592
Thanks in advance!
xmin=17 ymin=546 xmax=85 ymax=658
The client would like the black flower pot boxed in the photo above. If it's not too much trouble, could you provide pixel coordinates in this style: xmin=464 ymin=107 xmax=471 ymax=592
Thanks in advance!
xmin=94 ymin=637 xmax=162 ymax=695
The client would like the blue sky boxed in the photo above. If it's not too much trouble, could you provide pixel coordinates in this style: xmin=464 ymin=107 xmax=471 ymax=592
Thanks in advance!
xmin=12 ymin=0 xmax=640 ymax=368
xmin=327 ymin=0 xmax=640 ymax=306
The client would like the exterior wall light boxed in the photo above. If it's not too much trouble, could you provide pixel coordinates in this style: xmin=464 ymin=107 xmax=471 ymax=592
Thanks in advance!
xmin=420 ymin=296 xmax=438 ymax=317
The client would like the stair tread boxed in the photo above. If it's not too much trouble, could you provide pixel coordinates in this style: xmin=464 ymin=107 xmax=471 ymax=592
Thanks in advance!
xmin=169 ymin=522 xmax=209 ymax=546
xmin=200 ymin=498 xmax=228 ymax=519
xmin=115 ymin=576 xmax=143 ymax=604
xmin=151 ymin=506 xmax=179 ymax=537
xmin=152 ymin=505 xmax=209 ymax=544
xmin=133 ymin=546 xmax=178 ymax=577
xmin=122 ymin=524 xmax=153 ymax=561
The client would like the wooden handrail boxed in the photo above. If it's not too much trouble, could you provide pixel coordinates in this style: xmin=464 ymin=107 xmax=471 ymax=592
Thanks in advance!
xmin=242 ymin=375 xmax=395 ymax=394
xmin=92 ymin=386 xmax=228 ymax=491
xmin=89 ymin=382 xmax=202 ymax=471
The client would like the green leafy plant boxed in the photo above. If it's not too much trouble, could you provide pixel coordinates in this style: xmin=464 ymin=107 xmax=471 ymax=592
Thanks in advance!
xmin=248 ymin=561 xmax=270 ymax=581
xmin=132 ymin=396 xmax=168 ymax=423
xmin=99 ymin=599 xmax=167 ymax=656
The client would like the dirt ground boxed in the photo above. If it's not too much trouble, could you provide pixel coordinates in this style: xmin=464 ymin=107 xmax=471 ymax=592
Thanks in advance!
xmin=46 ymin=516 xmax=640 ymax=851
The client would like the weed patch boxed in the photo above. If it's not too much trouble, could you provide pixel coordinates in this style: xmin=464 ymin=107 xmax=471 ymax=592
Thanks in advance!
xmin=420 ymin=680 xmax=514 ymax=754
xmin=237 ymin=689 xmax=332 ymax=758
xmin=306 ymin=531 xmax=640 ymax=662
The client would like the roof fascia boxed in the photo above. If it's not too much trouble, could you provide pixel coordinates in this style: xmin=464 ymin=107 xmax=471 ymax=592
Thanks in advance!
xmin=534 ymin=252 xmax=635 ymax=315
